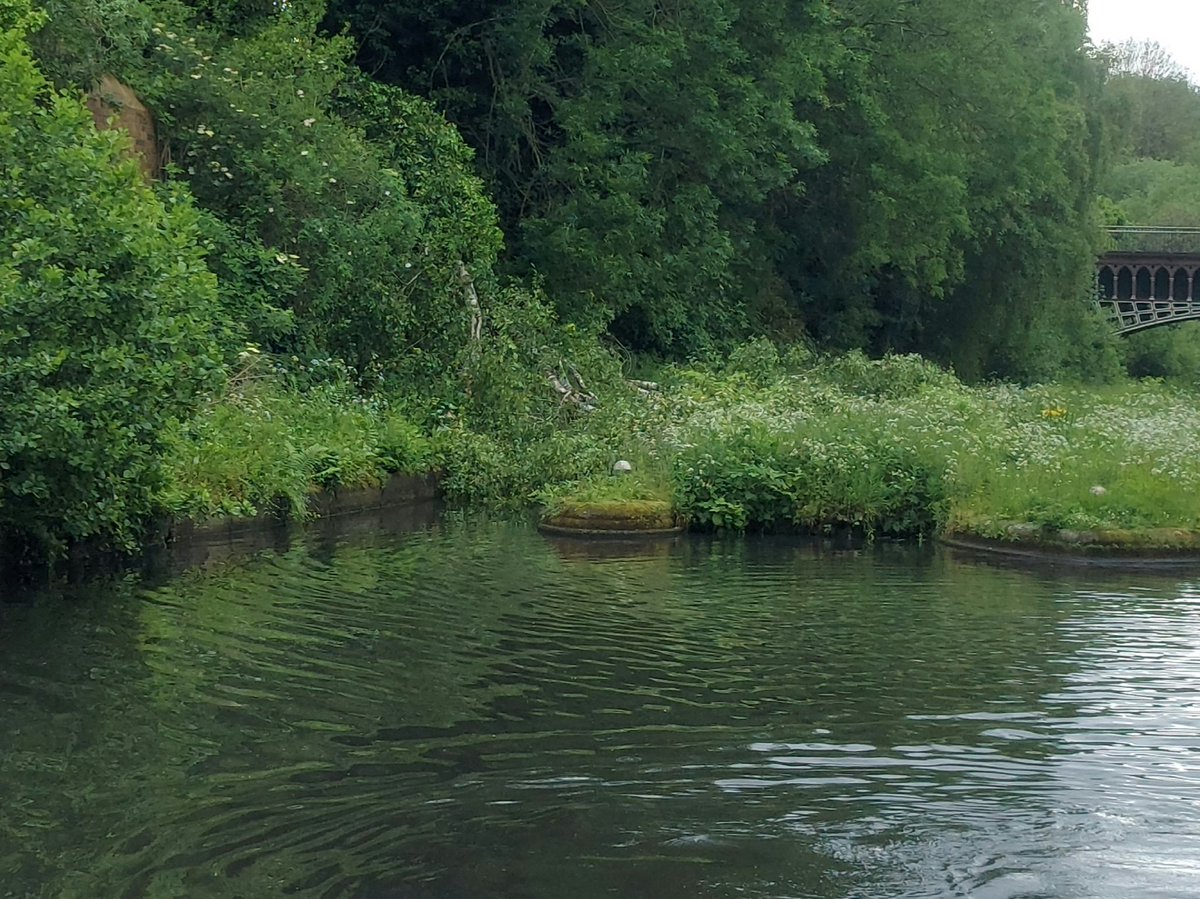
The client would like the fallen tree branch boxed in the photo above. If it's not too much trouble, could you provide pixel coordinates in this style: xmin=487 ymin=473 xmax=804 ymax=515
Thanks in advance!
xmin=627 ymin=378 xmax=660 ymax=395
xmin=548 ymin=363 xmax=597 ymax=413
xmin=456 ymin=261 xmax=483 ymax=343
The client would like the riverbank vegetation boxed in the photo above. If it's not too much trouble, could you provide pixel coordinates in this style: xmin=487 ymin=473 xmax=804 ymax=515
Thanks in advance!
xmin=5 ymin=0 xmax=1200 ymax=559
xmin=535 ymin=348 xmax=1200 ymax=543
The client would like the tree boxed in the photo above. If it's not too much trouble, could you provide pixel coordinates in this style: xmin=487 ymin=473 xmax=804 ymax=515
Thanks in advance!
xmin=1104 ymin=39 xmax=1192 ymax=82
xmin=0 ymin=1 xmax=224 ymax=549
xmin=784 ymin=0 xmax=1109 ymax=380
xmin=325 ymin=0 xmax=1113 ymax=379
xmin=323 ymin=0 xmax=839 ymax=356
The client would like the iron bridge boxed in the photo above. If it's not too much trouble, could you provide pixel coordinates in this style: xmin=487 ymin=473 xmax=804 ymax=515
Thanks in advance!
xmin=1098 ymin=227 xmax=1200 ymax=334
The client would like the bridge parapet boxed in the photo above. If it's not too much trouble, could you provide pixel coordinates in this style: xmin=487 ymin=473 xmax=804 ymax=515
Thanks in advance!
xmin=1105 ymin=227 xmax=1200 ymax=255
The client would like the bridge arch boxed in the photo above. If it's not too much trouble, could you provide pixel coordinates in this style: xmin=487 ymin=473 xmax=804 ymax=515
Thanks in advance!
xmin=1097 ymin=228 xmax=1200 ymax=334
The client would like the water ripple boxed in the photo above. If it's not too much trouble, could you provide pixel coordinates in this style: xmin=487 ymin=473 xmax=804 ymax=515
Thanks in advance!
xmin=4 ymin=526 xmax=1200 ymax=897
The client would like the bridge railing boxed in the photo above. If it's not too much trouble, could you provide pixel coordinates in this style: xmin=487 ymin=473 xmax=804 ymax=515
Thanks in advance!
xmin=1105 ymin=227 xmax=1200 ymax=255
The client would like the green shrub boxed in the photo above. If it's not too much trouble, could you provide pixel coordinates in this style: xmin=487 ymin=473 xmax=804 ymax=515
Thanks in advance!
xmin=1121 ymin=323 xmax=1200 ymax=382
xmin=158 ymin=376 xmax=432 ymax=520
xmin=673 ymin=419 xmax=947 ymax=536
xmin=123 ymin=6 xmax=508 ymax=391
xmin=136 ymin=12 xmax=425 ymax=372
xmin=26 ymin=0 xmax=154 ymax=87
xmin=193 ymin=209 xmax=300 ymax=352
xmin=819 ymin=350 xmax=959 ymax=399
xmin=334 ymin=72 xmax=505 ymax=389
xmin=725 ymin=337 xmax=783 ymax=386
xmin=0 ymin=7 xmax=223 ymax=550
xmin=438 ymin=427 xmax=616 ymax=510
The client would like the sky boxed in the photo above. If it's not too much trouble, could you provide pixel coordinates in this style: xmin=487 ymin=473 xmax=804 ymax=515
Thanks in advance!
xmin=1088 ymin=0 xmax=1200 ymax=81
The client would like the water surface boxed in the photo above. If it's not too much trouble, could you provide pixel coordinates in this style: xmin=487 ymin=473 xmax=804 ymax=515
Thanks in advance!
xmin=4 ymin=518 xmax=1200 ymax=897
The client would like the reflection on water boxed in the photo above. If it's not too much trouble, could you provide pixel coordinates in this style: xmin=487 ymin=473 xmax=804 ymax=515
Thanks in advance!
xmin=4 ymin=520 xmax=1200 ymax=897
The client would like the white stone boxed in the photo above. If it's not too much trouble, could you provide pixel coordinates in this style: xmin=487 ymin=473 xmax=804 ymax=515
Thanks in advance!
xmin=1089 ymin=485 xmax=1107 ymax=496
xmin=611 ymin=460 xmax=633 ymax=475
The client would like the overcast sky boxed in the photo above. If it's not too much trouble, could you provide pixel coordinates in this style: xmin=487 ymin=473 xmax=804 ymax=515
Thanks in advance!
xmin=1088 ymin=0 xmax=1200 ymax=80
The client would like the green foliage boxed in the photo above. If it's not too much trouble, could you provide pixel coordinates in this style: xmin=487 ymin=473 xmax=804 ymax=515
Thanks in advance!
xmin=434 ymin=297 xmax=627 ymax=508
xmin=1100 ymin=67 xmax=1200 ymax=163
xmin=24 ymin=1 xmax=502 ymax=393
xmin=1121 ymin=323 xmax=1200 ymax=382
xmin=331 ymin=0 xmax=1113 ymax=378
xmin=325 ymin=0 xmax=836 ymax=356
xmin=664 ymin=358 xmax=952 ymax=535
xmin=437 ymin=427 xmax=614 ymax=510
xmin=675 ymin=433 xmax=945 ymax=536
xmin=946 ymin=382 xmax=1200 ymax=533
xmin=0 ymin=11 xmax=223 ymax=549
xmin=1051 ymin=299 xmax=1128 ymax=385
xmin=724 ymin=337 xmax=783 ymax=387
xmin=536 ymin=445 xmax=672 ymax=516
xmin=606 ymin=353 xmax=1200 ymax=538
xmin=1101 ymin=159 xmax=1200 ymax=226
xmin=135 ymin=10 xmax=421 ymax=371
xmin=176 ymin=0 xmax=306 ymax=34
xmin=11 ymin=0 xmax=1194 ymax=552
xmin=159 ymin=374 xmax=432 ymax=520
xmin=722 ymin=0 xmax=1109 ymax=381
xmin=27 ymin=0 xmax=153 ymax=87
xmin=0 ymin=0 xmax=33 ymax=29
xmin=333 ymin=71 xmax=505 ymax=386
xmin=818 ymin=350 xmax=959 ymax=400
xmin=466 ymin=289 xmax=623 ymax=436
xmin=192 ymin=210 xmax=300 ymax=350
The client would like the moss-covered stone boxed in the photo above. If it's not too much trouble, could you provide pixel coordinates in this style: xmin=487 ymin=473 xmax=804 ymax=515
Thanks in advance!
xmin=540 ymin=499 xmax=681 ymax=535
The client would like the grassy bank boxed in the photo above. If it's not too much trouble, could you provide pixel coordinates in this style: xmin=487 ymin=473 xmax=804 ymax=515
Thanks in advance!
xmin=158 ymin=344 xmax=1200 ymax=554
xmin=534 ymin=345 xmax=1200 ymax=549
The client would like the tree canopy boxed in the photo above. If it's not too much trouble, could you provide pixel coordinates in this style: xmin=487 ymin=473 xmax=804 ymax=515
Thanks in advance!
xmin=323 ymin=0 xmax=1109 ymax=377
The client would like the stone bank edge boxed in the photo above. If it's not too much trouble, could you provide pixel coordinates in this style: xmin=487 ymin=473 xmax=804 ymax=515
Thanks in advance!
xmin=942 ymin=518 xmax=1200 ymax=564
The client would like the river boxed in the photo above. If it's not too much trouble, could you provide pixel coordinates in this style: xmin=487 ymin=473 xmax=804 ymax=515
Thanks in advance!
xmin=4 ymin=515 xmax=1200 ymax=898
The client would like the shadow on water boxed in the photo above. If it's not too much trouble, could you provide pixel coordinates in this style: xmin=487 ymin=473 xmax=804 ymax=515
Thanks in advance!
xmin=5 ymin=516 xmax=1200 ymax=897
xmin=0 ymin=500 xmax=444 ymax=607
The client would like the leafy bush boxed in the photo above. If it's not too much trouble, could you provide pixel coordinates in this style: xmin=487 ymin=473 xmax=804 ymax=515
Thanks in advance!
xmin=724 ymin=337 xmax=783 ymax=386
xmin=819 ymin=350 xmax=959 ymax=399
xmin=0 ymin=6 xmax=224 ymax=549
xmin=672 ymin=411 xmax=947 ymax=536
xmin=26 ymin=0 xmax=154 ymax=87
xmin=124 ymin=6 xmax=508 ymax=392
xmin=334 ymin=72 xmax=504 ymax=388
xmin=192 ymin=209 xmax=300 ymax=352
xmin=1121 ymin=323 xmax=1200 ymax=382
xmin=136 ymin=11 xmax=423 ymax=371
xmin=437 ymin=426 xmax=616 ymax=511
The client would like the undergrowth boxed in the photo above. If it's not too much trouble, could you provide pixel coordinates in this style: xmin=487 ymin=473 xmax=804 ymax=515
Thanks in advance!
xmin=158 ymin=340 xmax=1200 ymax=543
xmin=532 ymin=344 xmax=1200 ymax=538
xmin=158 ymin=377 xmax=431 ymax=520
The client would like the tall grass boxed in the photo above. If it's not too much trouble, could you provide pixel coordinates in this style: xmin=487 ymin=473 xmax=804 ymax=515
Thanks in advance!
xmin=158 ymin=380 xmax=431 ymax=520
